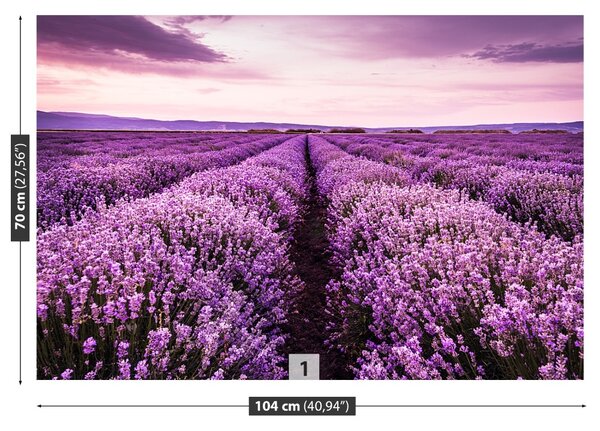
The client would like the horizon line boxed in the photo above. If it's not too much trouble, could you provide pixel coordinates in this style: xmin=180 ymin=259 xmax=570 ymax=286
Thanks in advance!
xmin=37 ymin=110 xmax=584 ymax=130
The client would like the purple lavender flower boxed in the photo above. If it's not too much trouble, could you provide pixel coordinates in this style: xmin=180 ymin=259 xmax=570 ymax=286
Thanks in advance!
xmin=134 ymin=360 xmax=150 ymax=380
xmin=61 ymin=369 xmax=74 ymax=380
xmin=82 ymin=337 xmax=96 ymax=355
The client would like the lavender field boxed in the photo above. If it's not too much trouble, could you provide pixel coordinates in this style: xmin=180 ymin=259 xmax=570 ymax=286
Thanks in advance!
xmin=37 ymin=131 xmax=583 ymax=380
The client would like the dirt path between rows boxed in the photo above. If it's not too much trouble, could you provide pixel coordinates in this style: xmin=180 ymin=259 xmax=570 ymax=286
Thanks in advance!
xmin=285 ymin=137 xmax=353 ymax=379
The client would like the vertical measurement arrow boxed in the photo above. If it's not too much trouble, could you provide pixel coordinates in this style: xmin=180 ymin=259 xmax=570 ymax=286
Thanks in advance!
xmin=19 ymin=15 xmax=22 ymax=386
xmin=11 ymin=15 xmax=30 ymax=387
xmin=17 ymin=15 xmax=23 ymax=385
xmin=18 ymin=15 xmax=22 ymax=386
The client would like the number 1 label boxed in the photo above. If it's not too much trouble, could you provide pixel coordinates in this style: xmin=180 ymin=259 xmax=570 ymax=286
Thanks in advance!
xmin=300 ymin=361 xmax=308 ymax=377
xmin=289 ymin=354 xmax=319 ymax=380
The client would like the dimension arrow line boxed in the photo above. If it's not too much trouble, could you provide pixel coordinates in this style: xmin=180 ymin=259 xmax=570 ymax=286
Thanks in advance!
xmin=18 ymin=15 xmax=23 ymax=386
xmin=356 ymin=404 xmax=585 ymax=408
xmin=19 ymin=16 xmax=22 ymax=134
xmin=18 ymin=235 xmax=22 ymax=385
xmin=37 ymin=403 xmax=585 ymax=409
xmin=38 ymin=405 xmax=249 ymax=408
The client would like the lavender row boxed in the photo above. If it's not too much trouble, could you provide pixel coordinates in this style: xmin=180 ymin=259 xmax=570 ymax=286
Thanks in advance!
xmin=38 ymin=134 xmax=290 ymax=230
xmin=308 ymin=135 xmax=583 ymax=380
xmin=37 ymin=135 xmax=309 ymax=380
xmin=325 ymin=135 xmax=582 ymax=242
xmin=332 ymin=133 xmax=583 ymax=167
xmin=38 ymin=132 xmax=261 ymax=171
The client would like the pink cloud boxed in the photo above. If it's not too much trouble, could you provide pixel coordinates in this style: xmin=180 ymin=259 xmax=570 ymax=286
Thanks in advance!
xmin=38 ymin=15 xmax=226 ymax=62
xmin=282 ymin=16 xmax=583 ymax=61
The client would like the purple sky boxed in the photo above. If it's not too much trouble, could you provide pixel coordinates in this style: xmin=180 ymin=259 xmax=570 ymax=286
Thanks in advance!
xmin=37 ymin=15 xmax=583 ymax=127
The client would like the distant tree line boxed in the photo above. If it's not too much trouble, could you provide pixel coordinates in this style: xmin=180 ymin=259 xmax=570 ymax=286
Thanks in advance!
xmin=434 ymin=129 xmax=511 ymax=134
xmin=247 ymin=129 xmax=281 ymax=134
xmin=520 ymin=129 xmax=569 ymax=134
xmin=285 ymin=129 xmax=323 ymax=133
xmin=386 ymin=129 xmax=424 ymax=134
xmin=328 ymin=128 xmax=366 ymax=133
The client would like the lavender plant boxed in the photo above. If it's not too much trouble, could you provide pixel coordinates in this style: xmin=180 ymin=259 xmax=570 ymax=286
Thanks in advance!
xmin=38 ymin=136 xmax=309 ymax=379
xmin=308 ymin=135 xmax=583 ymax=380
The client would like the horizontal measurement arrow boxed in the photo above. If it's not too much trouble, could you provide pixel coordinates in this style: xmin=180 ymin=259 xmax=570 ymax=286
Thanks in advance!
xmin=38 ymin=404 xmax=585 ymax=408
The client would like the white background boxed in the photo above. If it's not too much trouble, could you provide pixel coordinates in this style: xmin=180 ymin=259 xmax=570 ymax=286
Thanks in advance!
xmin=0 ymin=1 xmax=596 ymax=430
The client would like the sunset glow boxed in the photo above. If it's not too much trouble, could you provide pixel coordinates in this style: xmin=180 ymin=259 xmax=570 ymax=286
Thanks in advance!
xmin=37 ymin=16 xmax=583 ymax=127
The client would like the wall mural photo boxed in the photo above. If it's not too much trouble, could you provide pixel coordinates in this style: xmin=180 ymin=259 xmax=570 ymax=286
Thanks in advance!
xmin=36 ymin=15 xmax=583 ymax=380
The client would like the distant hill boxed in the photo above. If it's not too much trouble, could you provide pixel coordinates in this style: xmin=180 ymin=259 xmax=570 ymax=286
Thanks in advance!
xmin=38 ymin=111 xmax=337 ymax=132
xmin=420 ymin=122 xmax=583 ymax=134
xmin=37 ymin=111 xmax=583 ymax=134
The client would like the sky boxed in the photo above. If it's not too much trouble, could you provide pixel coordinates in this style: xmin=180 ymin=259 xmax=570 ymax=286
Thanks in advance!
xmin=37 ymin=16 xmax=583 ymax=127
